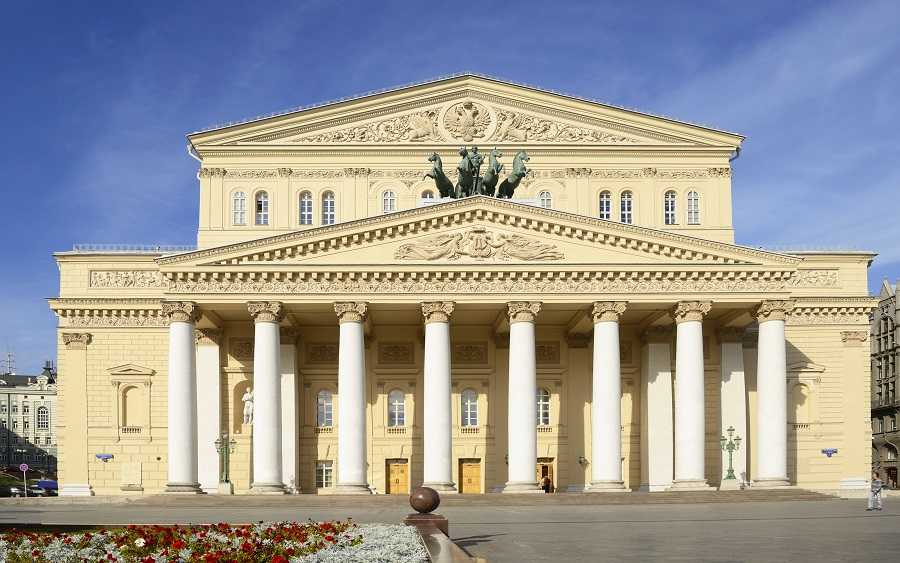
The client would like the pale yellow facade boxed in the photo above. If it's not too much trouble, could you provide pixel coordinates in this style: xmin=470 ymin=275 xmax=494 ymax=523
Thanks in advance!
xmin=50 ymin=75 xmax=875 ymax=496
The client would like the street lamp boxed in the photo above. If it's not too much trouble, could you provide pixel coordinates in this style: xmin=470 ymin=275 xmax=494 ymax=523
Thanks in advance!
xmin=720 ymin=426 xmax=742 ymax=481
xmin=214 ymin=433 xmax=237 ymax=494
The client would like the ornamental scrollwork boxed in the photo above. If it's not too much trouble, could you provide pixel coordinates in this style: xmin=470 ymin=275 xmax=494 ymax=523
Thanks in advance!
xmin=508 ymin=301 xmax=541 ymax=323
xmin=786 ymin=270 xmax=839 ymax=288
xmin=334 ymin=302 xmax=368 ymax=323
xmin=198 ymin=168 xmax=226 ymax=178
xmin=292 ymin=109 xmax=441 ymax=143
xmin=491 ymin=109 xmax=640 ymax=144
xmin=421 ymin=302 xmax=455 ymax=324
xmin=672 ymin=301 xmax=712 ymax=323
xmin=62 ymin=332 xmax=92 ymax=349
xmin=247 ymin=301 xmax=284 ymax=323
xmin=90 ymin=270 xmax=165 ymax=289
xmin=394 ymin=228 xmax=564 ymax=261
xmin=755 ymin=300 xmax=795 ymax=322
xmin=443 ymin=101 xmax=492 ymax=142
xmin=160 ymin=301 xmax=200 ymax=323
xmin=592 ymin=301 xmax=627 ymax=323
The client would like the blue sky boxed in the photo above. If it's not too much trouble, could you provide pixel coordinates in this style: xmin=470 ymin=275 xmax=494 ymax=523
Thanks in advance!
xmin=1 ymin=0 xmax=898 ymax=373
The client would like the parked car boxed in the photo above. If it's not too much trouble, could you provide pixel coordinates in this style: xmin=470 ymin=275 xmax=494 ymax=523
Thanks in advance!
xmin=27 ymin=485 xmax=48 ymax=497
xmin=8 ymin=486 xmax=26 ymax=497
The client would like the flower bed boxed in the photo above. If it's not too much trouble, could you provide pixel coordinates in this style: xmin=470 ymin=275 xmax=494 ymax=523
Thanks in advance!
xmin=0 ymin=521 xmax=427 ymax=562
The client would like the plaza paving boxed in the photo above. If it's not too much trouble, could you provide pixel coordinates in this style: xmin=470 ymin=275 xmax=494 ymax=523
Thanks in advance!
xmin=0 ymin=493 xmax=896 ymax=562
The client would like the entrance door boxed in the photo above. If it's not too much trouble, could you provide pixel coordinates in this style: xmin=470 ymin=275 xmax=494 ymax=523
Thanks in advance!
xmin=459 ymin=459 xmax=482 ymax=494
xmin=536 ymin=457 xmax=554 ymax=491
xmin=385 ymin=459 xmax=409 ymax=495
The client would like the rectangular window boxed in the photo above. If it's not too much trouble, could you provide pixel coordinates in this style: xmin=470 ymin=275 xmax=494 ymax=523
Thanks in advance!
xmin=0 ymin=403 xmax=6 ymax=414
xmin=315 ymin=461 xmax=333 ymax=488
xmin=22 ymin=404 xmax=29 ymax=415
xmin=892 ymin=417 xmax=898 ymax=432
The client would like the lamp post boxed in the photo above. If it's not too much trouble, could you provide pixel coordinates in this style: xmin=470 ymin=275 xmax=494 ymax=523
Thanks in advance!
xmin=720 ymin=426 xmax=742 ymax=481
xmin=214 ymin=433 xmax=236 ymax=494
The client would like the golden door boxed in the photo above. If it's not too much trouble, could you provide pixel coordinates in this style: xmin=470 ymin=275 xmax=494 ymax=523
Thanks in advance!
xmin=386 ymin=460 xmax=408 ymax=495
xmin=459 ymin=459 xmax=482 ymax=494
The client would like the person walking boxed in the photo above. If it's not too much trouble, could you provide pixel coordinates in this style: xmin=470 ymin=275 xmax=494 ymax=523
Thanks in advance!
xmin=541 ymin=475 xmax=552 ymax=494
xmin=867 ymin=472 xmax=884 ymax=511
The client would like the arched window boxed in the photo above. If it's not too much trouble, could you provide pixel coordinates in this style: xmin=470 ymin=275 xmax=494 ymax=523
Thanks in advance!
xmin=421 ymin=190 xmax=435 ymax=200
xmin=536 ymin=388 xmax=551 ymax=426
xmin=382 ymin=190 xmax=396 ymax=213
xmin=884 ymin=444 xmax=898 ymax=461
xmin=461 ymin=389 xmax=478 ymax=427
xmin=299 ymin=191 xmax=313 ymax=225
xmin=598 ymin=191 xmax=612 ymax=220
xmin=664 ymin=190 xmax=677 ymax=225
xmin=686 ymin=190 xmax=700 ymax=225
xmin=232 ymin=191 xmax=247 ymax=225
xmin=620 ymin=191 xmax=633 ymax=224
xmin=538 ymin=190 xmax=552 ymax=209
xmin=255 ymin=191 xmax=269 ymax=225
xmin=321 ymin=191 xmax=336 ymax=225
xmin=388 ymin=389 xmax=405 ymax=427
xmin=316 ymin=390 xmax=333 ymax=427
xmin=36 ymin=406 xmax=49 ymax=430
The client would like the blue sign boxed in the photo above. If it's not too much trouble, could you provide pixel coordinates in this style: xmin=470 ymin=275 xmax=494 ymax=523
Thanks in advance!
xmin=95 ymin=453 xmax=114 ymax=462
xmin=821 ymin=448 xmax=838 ymax=458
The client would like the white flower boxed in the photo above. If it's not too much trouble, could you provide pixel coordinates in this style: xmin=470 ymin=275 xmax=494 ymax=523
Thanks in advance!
xmin=134 ymin=538 xmax=146 ymax=547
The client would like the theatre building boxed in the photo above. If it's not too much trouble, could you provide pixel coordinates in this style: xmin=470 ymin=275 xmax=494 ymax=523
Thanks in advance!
xmin=49 ymin=75 xmax=875 ymax=496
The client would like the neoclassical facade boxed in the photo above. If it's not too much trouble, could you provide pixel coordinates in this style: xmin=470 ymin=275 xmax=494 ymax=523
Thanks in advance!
xmin=50 ymin=75 xmax=875 ymax=496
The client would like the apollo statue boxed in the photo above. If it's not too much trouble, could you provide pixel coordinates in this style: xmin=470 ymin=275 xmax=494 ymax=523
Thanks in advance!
xmin=241 ymin=388 xmax=254 ymax=425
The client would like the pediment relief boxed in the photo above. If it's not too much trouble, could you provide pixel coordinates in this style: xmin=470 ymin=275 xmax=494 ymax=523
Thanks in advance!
xmin=394 ymin=227 xmax=565 ymax=262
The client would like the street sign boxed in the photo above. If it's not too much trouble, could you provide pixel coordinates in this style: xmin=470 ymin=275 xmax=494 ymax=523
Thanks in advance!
xmin=19 ymin=463 xmax=28 ymax=472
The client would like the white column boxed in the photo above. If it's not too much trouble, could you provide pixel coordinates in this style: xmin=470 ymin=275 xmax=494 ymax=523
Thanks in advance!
xmin=671 ymin=301 xmax=713 ymax=491
xmin=195 ymin=329 xmax=222 ymax=494
xmin=504 ymin=302 xmax=542 ymax=493
xmin=718 ymin=328 xmax=748 ymax=489
xmin=248 ymin=301 xmax=285 ymax=494
xmin=588 ymin=301 xmax=629 ymax=491
xmin=280 ymin=328 xmax=300 ymax=493
xmin=755 ymin=300 xmax=792 ymax=487
xmin=162 ymin=301 xmax=201 ymax=493
xmin=334 ymin=302 xmax=371 ymax=494
xmin=640 ymin=327 xmax=674 ymax=491
xmin=422 ymin=302 xmax=456 ymax=492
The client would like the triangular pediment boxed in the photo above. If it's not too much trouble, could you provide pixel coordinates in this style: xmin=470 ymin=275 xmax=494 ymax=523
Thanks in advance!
xmin=107 ymin=364 xmax=155 ymax=377
xmin=188 ymin=75 xmax=742 ymax=150
xmin=159 ymin=197 xmax=797 ymax=271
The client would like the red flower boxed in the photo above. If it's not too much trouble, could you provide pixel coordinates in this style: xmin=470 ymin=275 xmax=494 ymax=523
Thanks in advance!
xmin=325 ymin=534 xmax=335 ymax=542
xmin=172 ymin=539 xmax=186 ymax=550
xmin=285 ymin=547 xmax=295 ymax=556
xmin=272 ymin=556 xmax=288 ymax=563
xmin=241 ymin=541 xmax=253 ymax=552
xmin=141 ymin=558 xmax=155 ymax=563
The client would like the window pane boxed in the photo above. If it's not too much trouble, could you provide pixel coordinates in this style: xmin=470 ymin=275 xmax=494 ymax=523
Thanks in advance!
xmin=299 ymin=192 xmax=313 ymax=225
xmin=620 ymin=192 xmax=633 ymax=224
xmin=539 ymin=191 xmax=552 ymax=209
xmin=461 ymin=389 xmax=478 ymax=427
xmin=382 ymin=191 xmax=396 ymax=213
xmin=664 ymin=191 xmax=677 ymax=225
xmin=599 ymin=191 xmax=611 ymax=220
xmin=322 ymin=192 xmax=335 ymax=225
xmin=255 ymin=192 xmax=269 ymax=225
xmin=317 ymin=390 xmax=332 ymax=427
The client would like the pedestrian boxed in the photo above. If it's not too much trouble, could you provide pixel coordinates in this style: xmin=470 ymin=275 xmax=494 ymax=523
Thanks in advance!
xmin=541 ymin=475 xmax=552 ymax=494
xmin=867 ymin=472 xmax=884 ymax=511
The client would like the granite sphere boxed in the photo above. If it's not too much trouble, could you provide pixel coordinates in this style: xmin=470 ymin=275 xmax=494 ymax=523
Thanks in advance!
xmin=409 ymin=486 xmax=440 ymax=513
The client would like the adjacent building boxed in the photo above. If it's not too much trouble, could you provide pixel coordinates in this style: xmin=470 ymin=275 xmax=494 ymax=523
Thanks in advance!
xmin=49 ymin=74 xmax=876 ymax=497
xmin=871 ymin=280 xmax=899 ymax=487
xmin=0 ymin=361 xmax=58 ymax=473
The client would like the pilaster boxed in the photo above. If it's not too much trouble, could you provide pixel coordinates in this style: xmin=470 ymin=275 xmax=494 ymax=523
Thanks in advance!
xmin=59 ymin=332 xmax=93 ymax=496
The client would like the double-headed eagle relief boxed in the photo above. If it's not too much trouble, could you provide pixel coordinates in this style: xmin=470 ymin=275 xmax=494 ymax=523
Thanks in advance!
xmin=425 ymin=146 xmax=529 ymax=199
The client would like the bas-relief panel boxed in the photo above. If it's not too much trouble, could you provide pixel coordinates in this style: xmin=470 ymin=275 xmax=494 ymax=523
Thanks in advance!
xmin=536 ymin=342 xmax=561 ymax=365
xmin=377 ymin=342 xmax=414 ymax=365
xmin=453 ymin=342 xmax=488 ymax=365
xmin=306 ymin=343 xmax=338 ymax=364
xmin=90 ymin=271 xmax=165 ymax=289
xmin=229 ymin=338 xmax=254 ymax=362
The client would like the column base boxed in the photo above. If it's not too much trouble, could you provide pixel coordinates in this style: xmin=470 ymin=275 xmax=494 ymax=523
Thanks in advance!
xmin=250 ymin=482 xmax=286 ymax=494
xmin=753 ymin=478 xmax=791 ymax=489
xmin=717 ymin=479 xmax=743 ymax=491
xmin=587 ymin=480 xmax=630 ymax=492
xmin=501 ymin=481 xmax=543 ymax=493
xmin=217 ymin=481 xmax=235 ymax=495
xmin=165 ymin=482 xmax=203 ymax=494
xmin=422 ymin=482 xmax=457 ymax=493
xmin=667 ymin=479 xmax=714 ymax=492
xmin=59 ymin=484 xmax=93 ymax=497
xmin=334 ymin=483 xmax=373 ymax=495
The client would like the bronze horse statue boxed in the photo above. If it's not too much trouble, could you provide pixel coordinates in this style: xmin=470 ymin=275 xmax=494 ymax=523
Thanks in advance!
xmin=425 ymin=152 xmax=454 ymax=198
xmin=455 ymin=146 xmax=476 ymax=198
xmin=480 ymin=147 xmax=504 ymax=196
xmin=496 ymin=150 xmax=529 ymax=199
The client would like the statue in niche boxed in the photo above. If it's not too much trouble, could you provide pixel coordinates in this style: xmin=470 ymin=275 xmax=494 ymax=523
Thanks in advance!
xmin=242 ymin=387 xmax=254 ymax=425
xmin=425 ymin=146 xmax=529 ymax=200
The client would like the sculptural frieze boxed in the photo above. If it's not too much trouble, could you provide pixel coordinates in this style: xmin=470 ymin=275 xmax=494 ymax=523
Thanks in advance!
xmin=292 ymin=109 xmax=442 ymax=143
xmin=492 ymin=110 xmax=640 ymax=144
xmin=394 ymin=227 xmax=564 ymax=261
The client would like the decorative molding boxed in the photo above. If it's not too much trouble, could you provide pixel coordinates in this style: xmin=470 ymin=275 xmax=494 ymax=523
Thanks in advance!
xmin=378 ymin=342 xmax=414 ymax=365
xmin=755 ymin=300 xmax=795 ymax=323
xmin=59 ymin=312 xmax=168 ymax=328
xmin=786 ymin=269 xmax=839 ymax=288
xmin=785 ymin=298 xmax=876 ymax=326
xmin=840 ymin=331 xmax=869 ymax=345
xmin=672 ymin=301 xmax=711 ymax=323
xmin=62 ymin=332 xmax=92 ymax=349
xmin=443 ymin=101 xmax=492 ymax=142
xmin=453 ymin=342 xmax=488 ymax=364
xmin=306 ymin=342 xmax=338 ymax=364
xmin=198 ymin=167 xmax=226 ymax=178
xmin=395 ymin=227 xmax=564 ymax=261
xmin=225 ymin=169 xmax=277 ymax=178
xmin=536 ymin=341 xmax=560 ymax=365
xmin=344 ymin=167 xmax=371 ymax=177
xmin=288 ymin=169 xmax=346 ymax=178
xmin=491 ymin=109 xmax=640 ymax=144
xmin=229 ymin=338 xmax=254 ymax=361
xmin=421 ymin=301 xmax=455 ymax=324
xmin=334 ymin=302 xmax=368 ymax=323
xmin=195 ymin=328 xmax=221 ymax=346
xmin=160 ymin=301 xmax=200 ymax=323
xmin=508 ymin=301 xmax=541 ymax=323
xmin=247 ymin=301 xmax=284 ymax=323
xmin=292 ymin=109 xmax=442 ymax=143
xmin=90 ymin=270 xmax=165 ymax=289
xmin=592 ymin=301 xmax=627 ymax=323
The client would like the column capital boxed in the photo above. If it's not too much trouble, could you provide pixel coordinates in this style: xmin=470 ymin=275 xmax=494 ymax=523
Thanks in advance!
xmin=194 ymin=328 xmax=221 ymax=346
xmin=161 ymin=301 xmax=200 ymax=323
xmin=334 ymin=302 xmax=368 ymax=323
xmin=672 ymin=301 xmax=711 ymax=324
xmin=716 ymin=327 xmax=745 ymax=343
xmin=507 ymin=301 xmax=541 ymax=324
xmin=62 ymin=332 xmax=92 ymax=350
xmin=421 ymin=301 xmax=455 ymax=324
xmin=592 ymin=301 xmax=627 ymax=323
xmin=248 ymin=301 xmax=284 ymax=323
xmin=755 ymin=300 xmax=795 ymax=322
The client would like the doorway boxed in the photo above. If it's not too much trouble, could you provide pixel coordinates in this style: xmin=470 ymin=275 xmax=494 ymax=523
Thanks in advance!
xmin=458 ymin=459 xmax=482 ymax=494
xmin=385 ymin=459 xmax=409 ymax=495
xmin=536 ymin=457 xmax=554 ymax=492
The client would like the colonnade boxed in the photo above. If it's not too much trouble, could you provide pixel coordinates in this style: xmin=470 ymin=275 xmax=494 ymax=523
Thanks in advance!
xmin=161 ymin=299 xmax=793 ymax=494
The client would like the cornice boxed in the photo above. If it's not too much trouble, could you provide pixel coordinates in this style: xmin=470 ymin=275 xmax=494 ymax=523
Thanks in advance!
xmin=50 ymin=298 xmax=169 ymax=328
xmin=195 ymin=147 xmax=735 ymax=159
